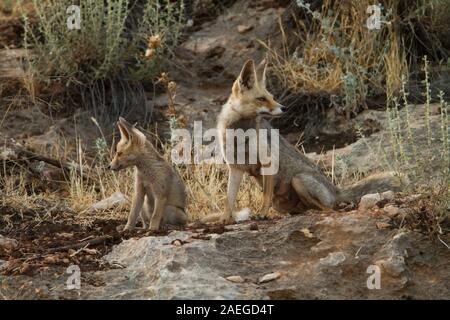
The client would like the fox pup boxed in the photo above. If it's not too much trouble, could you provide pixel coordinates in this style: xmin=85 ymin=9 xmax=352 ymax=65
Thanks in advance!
xmin=109 ymin=117 xmax=188 ymax=231
xmin=209 ymin=59 xmax=402 ymax=223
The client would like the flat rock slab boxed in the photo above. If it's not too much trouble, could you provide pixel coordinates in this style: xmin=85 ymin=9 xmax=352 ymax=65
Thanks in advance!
xmin=76 ymin=212 xmax=449 ymax=299
xmin=0 ymin=212 xmax=448 ymax=299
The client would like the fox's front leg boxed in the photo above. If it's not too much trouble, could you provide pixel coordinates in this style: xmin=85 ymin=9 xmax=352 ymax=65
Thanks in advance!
xmin=260 ymin=173 xmax=274 ymax=216
xmin=124 ymin=178 xmax=145 ymax=231
xmin=149 ymin=194 xmax=167 ymax=231
xmin=222 ymin=168 xmax=244 ymax=223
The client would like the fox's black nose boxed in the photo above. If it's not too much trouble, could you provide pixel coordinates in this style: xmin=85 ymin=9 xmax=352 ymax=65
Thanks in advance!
xmin=281 ymin=106 xmax=287 ymax=112
xmin=106 ymin=164 xmax=111 ymax=170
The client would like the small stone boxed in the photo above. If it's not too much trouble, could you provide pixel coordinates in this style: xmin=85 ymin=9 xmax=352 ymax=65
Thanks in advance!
xmin=0 ymin=260 xmax=6 ymax=271
xmin=172 ymin=239 xmax=183 ymax=246
xmin=384 ymin=205 xmax=400 ymax=217
xmin=319 ymin=252 xmax=346 ymax=267
xmin=88 ymin=191 xmax=128 ymax=213
xmin=301 ymin=228 xmax=314 ymax=238
xmin=258 ymin=272 xmax=281 ymax=284
xmin=381 ymin=190 xmax=395 ymax=200
xmin=237 ymin=25 xmax=253 ymax=33
xmin=359 ymin=193 xmax=382 ymax=210
xmin=226 ymin=276 xmax=245 ymax=283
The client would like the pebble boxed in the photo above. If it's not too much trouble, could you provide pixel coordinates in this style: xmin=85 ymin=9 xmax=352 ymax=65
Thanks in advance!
xmin=258 ymin=272 xmax=281 ymax=284
xmin=226 ymin=275 xmax=245 ymax=283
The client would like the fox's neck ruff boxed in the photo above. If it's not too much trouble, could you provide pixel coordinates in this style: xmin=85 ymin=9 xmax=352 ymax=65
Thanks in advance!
xmin=134 ymin=140 xmax=164 ymax=170
xmin=219 ymin=98 xmax=253 ymax=128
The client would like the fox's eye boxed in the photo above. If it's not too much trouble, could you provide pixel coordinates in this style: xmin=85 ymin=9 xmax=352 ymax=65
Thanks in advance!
xmin=256 ymin=97 xmax=267 ymax=102
xmin=117 ymin=152 xmax=123 ymax=157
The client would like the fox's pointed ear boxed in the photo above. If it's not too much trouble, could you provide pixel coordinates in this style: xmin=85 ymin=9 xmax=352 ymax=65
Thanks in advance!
xmin=118 ymin=118 xmax=146 ymax=145
xmin=130 ymin=126 xmax=146 ymax=145
xmin=256 ymin=58 xmax=267 ymax=85
xmin=117 ymin=121 xmax=130 ymax=142
xmin=119 ymin=117 xmax=133 ymax=128
xmin=233 ymin=60 xmax=256 ymax=95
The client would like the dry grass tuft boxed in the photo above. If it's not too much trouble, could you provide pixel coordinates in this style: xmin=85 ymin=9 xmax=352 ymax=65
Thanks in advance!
xmin=263 ymin=0 xmax=409 ymax=117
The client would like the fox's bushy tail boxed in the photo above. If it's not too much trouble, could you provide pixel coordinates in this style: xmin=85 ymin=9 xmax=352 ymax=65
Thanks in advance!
xmin=337 ymin=172 xmax=406 ymax=204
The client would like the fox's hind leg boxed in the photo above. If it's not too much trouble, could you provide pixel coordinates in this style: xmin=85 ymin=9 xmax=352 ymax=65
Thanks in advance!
xmin=140 ymin=200 xmax=149 ymax=229
xmin=163 ymin=206 xmax=188 ymax=226
xmin=260 ymin=174 xmax=274 ymax=216
xmin=149 ymin=195 xmax=168 ymax=231
xmin=141 ymin=195 xmax=154 ymax=229
xmin=291 ymin=174 xmax=336 ymax=210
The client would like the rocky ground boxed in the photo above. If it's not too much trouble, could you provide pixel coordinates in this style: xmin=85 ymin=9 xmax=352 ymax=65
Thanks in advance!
xmin=0 ymin=0 xmax=449 ymax=299
xmin=1 ymin=203 xmax=449 ymax=299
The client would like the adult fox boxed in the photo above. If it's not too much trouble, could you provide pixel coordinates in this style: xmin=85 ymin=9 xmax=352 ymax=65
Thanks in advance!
xmin=206 ymin=59 xmax=402 ymax=223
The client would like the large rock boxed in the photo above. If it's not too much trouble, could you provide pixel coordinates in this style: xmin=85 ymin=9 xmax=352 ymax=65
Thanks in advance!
xmin=306 ymin=104 xmax=444 ymax=183
xmin=0 ymin=212 xmax=448 ymax=299
xmin=76 ymin=212 xmax=449 ymax=300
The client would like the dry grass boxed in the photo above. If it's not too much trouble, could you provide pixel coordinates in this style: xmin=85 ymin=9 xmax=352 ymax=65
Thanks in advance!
xmin=1 ymin=135 xmax=279 ymax=226
xmin=2 ymin=119 xmax=359 ymax=226
xmin=263 ymin=0 xmax=408 ymax=116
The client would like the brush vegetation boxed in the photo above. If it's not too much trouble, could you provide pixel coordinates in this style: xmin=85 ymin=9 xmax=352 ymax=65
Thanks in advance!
xmin=264 ymin=0 xmax=450 ymax=117
xmin=23 ymin=0 xmax=185 ymax=84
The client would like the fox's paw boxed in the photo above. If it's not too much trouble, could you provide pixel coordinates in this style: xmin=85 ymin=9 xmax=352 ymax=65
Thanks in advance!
xmin=203 ymin=213 xmax=234 ymax=224
xmin=122 ymin=224 xmax=135 ymax=232
xmin=200 ymin=212 xmax=222 ymax=224
xmin=148 ymin=222 xmax=161 ymax=232
xmin=219 ymin=216 xmax=234 ymax=225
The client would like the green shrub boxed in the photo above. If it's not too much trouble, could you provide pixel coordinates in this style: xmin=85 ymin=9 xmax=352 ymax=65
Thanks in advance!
xmin=24 ymin=0 xmax=185 ymax=85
